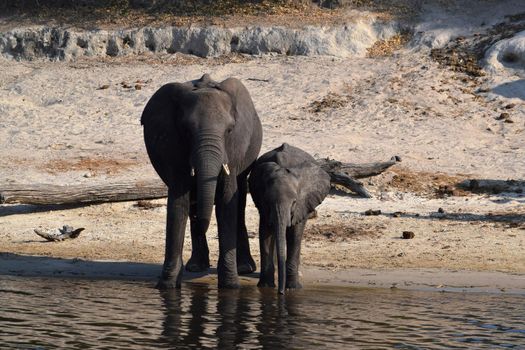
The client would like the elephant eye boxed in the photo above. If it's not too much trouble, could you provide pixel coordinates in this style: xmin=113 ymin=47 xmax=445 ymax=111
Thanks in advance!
xmin=227 ymin=126 xmax=234 ymax=134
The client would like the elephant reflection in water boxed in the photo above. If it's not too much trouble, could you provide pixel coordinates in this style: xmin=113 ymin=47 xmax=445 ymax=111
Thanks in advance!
xmin=255 ymin=291 xmax=303 ymax=349
xmin=159 ymin=286 xmax=210 ymax=348
xmin=159 ymin=287 xmax=303 ymax=349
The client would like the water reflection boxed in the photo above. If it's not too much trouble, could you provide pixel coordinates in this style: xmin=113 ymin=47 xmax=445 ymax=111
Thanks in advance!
xmin=159 ymin=286 xmax=306 ymax=349
xmin=1 ymin=277 xmax=524 ymax=349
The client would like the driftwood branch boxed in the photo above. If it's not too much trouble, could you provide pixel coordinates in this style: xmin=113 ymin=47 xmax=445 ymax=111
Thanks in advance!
xmin=316 ymin=156 xmax=401 ymax=179
xmin=0 ymin=156 xmax=400 ymax=206
xmin=316 ymin=156 xmax=401 ymax=198
xmin=34 ymin=226 xmax=85 ymax=241
xmin=327 ymin=172 xmax=372 ymax=198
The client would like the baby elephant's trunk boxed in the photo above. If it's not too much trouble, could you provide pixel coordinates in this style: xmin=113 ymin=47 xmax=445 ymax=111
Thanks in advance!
xmin=275 ymin=214 xmax=287 ymax=295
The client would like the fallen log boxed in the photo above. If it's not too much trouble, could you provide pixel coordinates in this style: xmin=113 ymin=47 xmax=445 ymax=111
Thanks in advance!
xmin=0 ymin=180 xmax=167 ymax=205
xmin=0 ymin=156 xmax=400 ymax=205
xmin=458 ymin=179 xmax=525 ymax=194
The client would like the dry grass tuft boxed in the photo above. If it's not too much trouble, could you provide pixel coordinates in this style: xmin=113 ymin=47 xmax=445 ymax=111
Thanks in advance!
xmin=367 ymin=32 xmax=411 ymax=58
xmin=304 ymin=223 xmax=383 ymax=242
xmin=387 ymin=167 xmax=470 ymax=198
xmin=307 ymin=92 xmax=350 ymax=113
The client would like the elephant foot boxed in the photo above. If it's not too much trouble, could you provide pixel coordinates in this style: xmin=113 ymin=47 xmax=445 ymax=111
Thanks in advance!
xmin=157 ymin=262 xmax=183 ymax=289
xmin=156 ymin=278 xmax=181 ymax=290
xmin=285 ymin=280 xmax=303 ymax=290
xmin=237 ymin=255 xmax=257 ymax=275
xmin=185 ymin=255 xmax=210 ymax=272
xmin=257 ymin=279 xmax=276 ymax=288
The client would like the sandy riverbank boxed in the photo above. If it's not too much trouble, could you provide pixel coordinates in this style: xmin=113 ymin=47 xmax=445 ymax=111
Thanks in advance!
xmin=1 ymin=0 xmax=524 ymax=293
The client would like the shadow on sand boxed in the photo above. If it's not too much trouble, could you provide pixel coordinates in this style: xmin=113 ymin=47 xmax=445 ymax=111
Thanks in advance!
xmin=491 ymin=79 xmax=525 ymax=100
xmin=0 ymin=203 xmax=91 ymax=218
xmin=0 ymin=253 xmax=259 ymax=284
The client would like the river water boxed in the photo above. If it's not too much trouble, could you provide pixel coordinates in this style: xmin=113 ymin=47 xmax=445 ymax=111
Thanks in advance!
xmin=1 ymin=277 xmax=524 ymax=349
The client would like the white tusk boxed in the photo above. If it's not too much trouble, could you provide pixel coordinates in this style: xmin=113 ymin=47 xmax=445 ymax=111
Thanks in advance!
xmin=222 ymin=164 xmax=230 ymax=176
xmin=190 ymin=168 xmax=195 ymax=177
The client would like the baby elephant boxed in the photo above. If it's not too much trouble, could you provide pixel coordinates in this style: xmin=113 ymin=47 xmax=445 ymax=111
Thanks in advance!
xmin=249 ymin=143 xmax=331 ymax=294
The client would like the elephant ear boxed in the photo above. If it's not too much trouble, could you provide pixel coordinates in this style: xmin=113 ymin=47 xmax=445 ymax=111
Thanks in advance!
xmin=217 ymin=78 xmax=257 ymax=122
xmin=291 ymin=163 xmax=331 ymax=226
xmin=248 ymin=161 xmax=280 ymax=212
xmin=141 ymin=82 xmax=192 ymax=127
xmin=141 ymin=82 xmax=193 ymax=185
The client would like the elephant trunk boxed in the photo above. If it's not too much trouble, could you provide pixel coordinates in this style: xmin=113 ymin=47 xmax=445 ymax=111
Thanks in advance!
xmin=194 ymin=133 xmax=224 ymax=235
xmin=275 ymin=210 xmax=288 ymax=295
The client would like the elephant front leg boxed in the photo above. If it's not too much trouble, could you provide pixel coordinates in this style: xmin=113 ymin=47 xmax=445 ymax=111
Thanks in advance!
xmin=186 ymin=198 xmax=210 ymax=272
xmin=257 ymin=219 xmax=275 ymax=288
xmin=285 ymin=219 xmax=306 ymax=290
xmin=215 ymin=182 xmax=240 ymax=289
xmin=236 ymin=175 xmax=256 ymax=274
xmin=157 ymin=186 xmax=190 ymax=289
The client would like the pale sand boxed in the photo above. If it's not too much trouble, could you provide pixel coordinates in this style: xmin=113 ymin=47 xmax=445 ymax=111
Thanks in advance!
xmin=1 ymin=1 xmax=524 ymax=293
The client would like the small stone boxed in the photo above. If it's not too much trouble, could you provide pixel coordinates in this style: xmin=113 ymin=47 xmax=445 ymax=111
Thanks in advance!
xmin=496 ymin=112 xmax=510 ymax=120
xmin=438 ymin=207 xmax=445 ymax=213
xmin=83 ymin=172 xmax=92 ymax=178
xmin=135 ymin=84 xmax=142 ymax=90
xmin=97 ymin=84 xmax=110 ymax=90
xmin=505 ymin=103 xmax=516 ymax=109
xmin=402 ymin=231 xmax=415 ymax=239
xmin=364 ymin=209 xmax=381 ymax=216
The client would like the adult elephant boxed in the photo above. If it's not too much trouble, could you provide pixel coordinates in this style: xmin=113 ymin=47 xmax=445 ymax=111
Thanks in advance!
xmin=141 ymin=74 xmax=262 ymax=289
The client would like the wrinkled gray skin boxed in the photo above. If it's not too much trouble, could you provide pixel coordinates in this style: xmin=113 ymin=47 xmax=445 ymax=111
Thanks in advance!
xmin=249 ymin=143 xmax=331 ymax=294
xmin=142 ymin=74 xmax=262 ymax=289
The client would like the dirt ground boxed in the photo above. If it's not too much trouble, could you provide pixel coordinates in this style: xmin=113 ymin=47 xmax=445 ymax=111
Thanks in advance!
xmin=0 ymin=0 xmax=419 ymax=31
xmin=1 ymin=0 xmax=524 ymax=292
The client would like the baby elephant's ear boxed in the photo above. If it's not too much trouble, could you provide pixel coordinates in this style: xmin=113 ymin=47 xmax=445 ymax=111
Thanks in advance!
xmin=217 ymin=78 xmax=257 ymax=120
xmin=291 ymin=165 xmax=331 ymax=226
xmin=248 ymin=161 xmax=279 ymax=208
